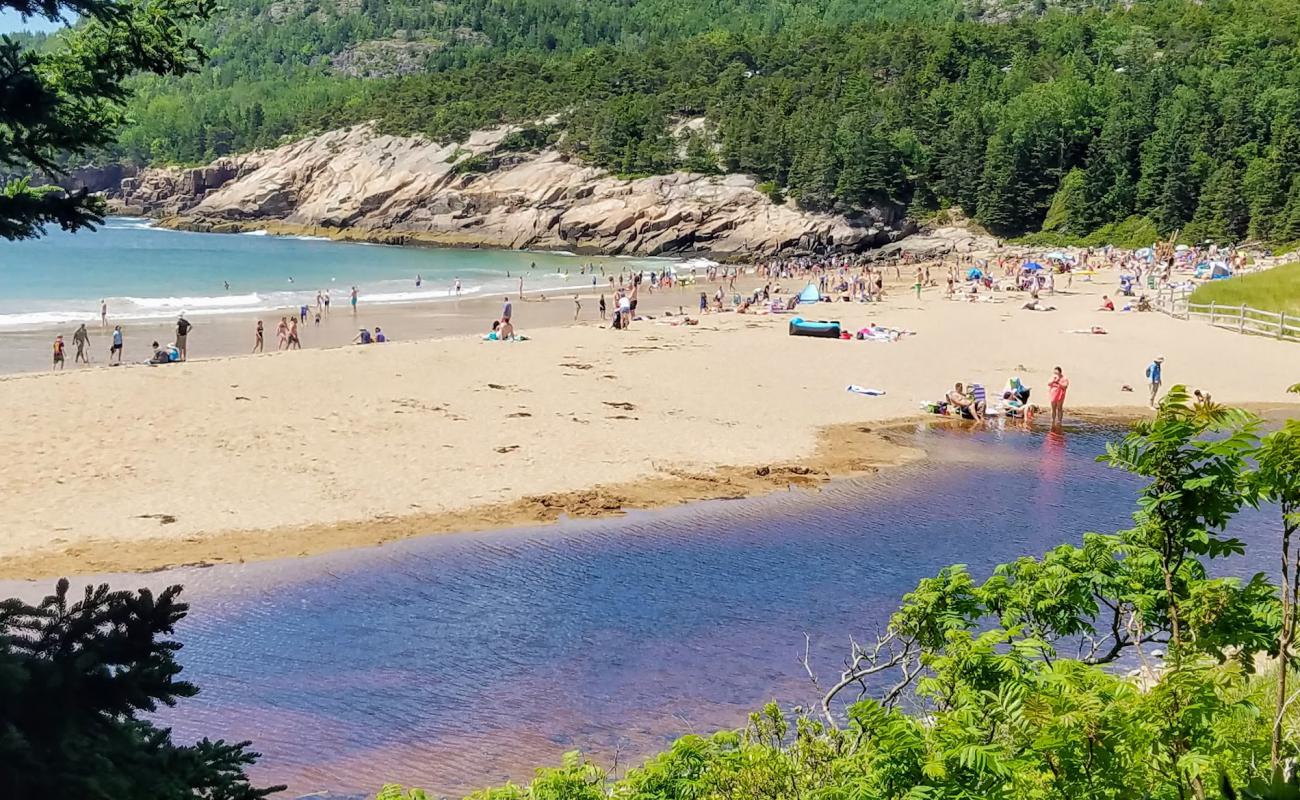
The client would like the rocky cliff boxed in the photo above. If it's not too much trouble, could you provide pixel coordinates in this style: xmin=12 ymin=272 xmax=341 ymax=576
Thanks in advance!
xmin=112 ymin=124 xmax=912 ymax=257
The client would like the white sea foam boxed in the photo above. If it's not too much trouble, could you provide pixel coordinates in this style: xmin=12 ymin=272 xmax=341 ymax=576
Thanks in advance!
xmin=123 ymin=293 xmax=263 ymax=311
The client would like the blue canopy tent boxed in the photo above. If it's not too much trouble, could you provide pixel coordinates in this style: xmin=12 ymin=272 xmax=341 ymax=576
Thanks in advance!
xmin=967 ymin=268 xmax=984 ymax=281
xmin=1023 ymin=261 xmax=1044 ymax=271
xmin=797 ymin=283 xmax=822 ymax=303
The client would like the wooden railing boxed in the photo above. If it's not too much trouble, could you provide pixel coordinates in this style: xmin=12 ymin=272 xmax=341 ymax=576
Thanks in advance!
xmin=1152 ymin=286 xmax=1300 ymax=342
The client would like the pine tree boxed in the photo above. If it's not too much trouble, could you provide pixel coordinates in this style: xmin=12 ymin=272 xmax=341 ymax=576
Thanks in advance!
xmin=0 ymin=580 xmax=282 ymax=799
xmin=1243 ymin=153 xmax=1285 ymax=242
xmin=0 ymin=0 xmax=214 ymax=239
xmin=1191 ymin=161 xmax=1248 ymax=244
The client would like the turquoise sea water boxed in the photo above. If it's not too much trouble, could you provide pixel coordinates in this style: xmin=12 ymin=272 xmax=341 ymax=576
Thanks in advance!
xmin=0 ymin=219 xmax=696 ymax=329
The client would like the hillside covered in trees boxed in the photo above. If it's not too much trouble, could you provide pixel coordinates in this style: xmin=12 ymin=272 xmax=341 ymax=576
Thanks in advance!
xmin=101 ymin=0 xmax=1300 ymax=242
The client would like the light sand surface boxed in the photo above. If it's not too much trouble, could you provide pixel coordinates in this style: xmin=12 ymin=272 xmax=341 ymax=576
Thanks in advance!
xmin=3 ymin=277 xmax=1297 ymax=579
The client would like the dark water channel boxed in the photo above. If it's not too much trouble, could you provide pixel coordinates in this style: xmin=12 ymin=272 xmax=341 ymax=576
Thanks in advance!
xmin=3 ymin=423 xmax=1278 ymax=798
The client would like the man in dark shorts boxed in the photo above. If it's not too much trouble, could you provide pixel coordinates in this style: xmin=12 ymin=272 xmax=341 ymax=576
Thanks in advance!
xmin=176 ymin=315 xmax=192 ymax=361
xmin=110 ymin=325 xmax=123 ymax=364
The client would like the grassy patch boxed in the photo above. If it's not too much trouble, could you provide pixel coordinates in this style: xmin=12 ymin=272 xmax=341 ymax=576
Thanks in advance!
xmin=1190 ymin=261 xmax=1300 ymax=315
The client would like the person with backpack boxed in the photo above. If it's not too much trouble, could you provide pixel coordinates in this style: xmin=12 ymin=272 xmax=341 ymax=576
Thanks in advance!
xmin=1146 ymin=356 xmax=1164 ymax=408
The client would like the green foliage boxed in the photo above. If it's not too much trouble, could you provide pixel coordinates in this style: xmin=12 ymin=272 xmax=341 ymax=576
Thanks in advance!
xmin=0 ymin=579 xmax=283 ymax=798
xmin=0 ymin=0 xmax=215 ymax=239
xmin=48 ymin=0 xmax=1297 ymax=244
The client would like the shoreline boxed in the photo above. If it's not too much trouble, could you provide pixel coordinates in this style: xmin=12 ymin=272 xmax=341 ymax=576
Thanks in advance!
xmin=152 ymin=216 xmax=749 ymax=262
xmin=4 ymin=272 xmax=1299 ymax=582
xmin=0 ymin=419 xmax=926 ymax=580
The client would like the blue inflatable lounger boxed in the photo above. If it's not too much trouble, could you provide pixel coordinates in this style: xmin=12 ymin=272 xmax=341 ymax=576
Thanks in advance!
xmin=789 ymin=317 xmax=842 ymax=338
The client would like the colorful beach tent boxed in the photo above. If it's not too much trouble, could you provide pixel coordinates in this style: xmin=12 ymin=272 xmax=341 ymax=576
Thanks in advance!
xmin=967 ymin=268 xmax=984 ymax=280
xmin=798 ymin=283 xmax=822 ymax=303
xmin=1024 ymin=261 xmax=1044 ymax=271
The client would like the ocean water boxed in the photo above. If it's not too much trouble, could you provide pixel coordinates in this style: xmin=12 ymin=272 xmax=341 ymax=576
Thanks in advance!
xmin=2 ymin=423 xmax=1279 ymax=798
xmin=0 ymin=219 xmax=704 ymax=329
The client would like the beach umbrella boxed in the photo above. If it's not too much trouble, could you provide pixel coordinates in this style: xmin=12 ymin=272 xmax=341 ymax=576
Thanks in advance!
xmin=1136 ymin=247 xmax=1154 ymax=260
xmin=967 ymin=268 xmax=983 ymax=280
xmin=1023 ymin=261 xmax=1044 ymax=271
xmin=1045 ymin=251 xmax=1069 ymax=261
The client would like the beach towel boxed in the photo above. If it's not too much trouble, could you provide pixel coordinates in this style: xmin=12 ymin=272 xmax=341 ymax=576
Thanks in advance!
xmin=847 ymin=385 xmax=886 ymax=396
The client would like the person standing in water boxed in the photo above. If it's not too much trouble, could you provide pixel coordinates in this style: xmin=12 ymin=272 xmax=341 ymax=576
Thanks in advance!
xmin=109 ymin=325 xmax=123 ymax=364
xmin=416 ymin=274 xmax=422 ymax=287
xmin=350 ymin=286 xmax=358 ymax=314
xmin=1047 ymin=366 xmax=1069 ymax=429
xmin=454 ymin=278 xmax=461 ymax=296
xmin=72 ymin=323 xmax=91 ymax=364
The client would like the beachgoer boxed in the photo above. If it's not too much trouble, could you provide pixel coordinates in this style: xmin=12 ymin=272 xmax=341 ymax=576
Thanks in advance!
xmin=175 ymin=315 xmax=192 ymax=361
xmin=316 ymin=290 xmax=324 ymax=313
xmin=599 ymin=294 xmax=607 ymax=320
xmin=110 ymin=325 xmax=123 ymax=364
xmin=353 ymin=327 xmax=372 ymax=345
xmin=52 ymin=335 xmax=65 ymax=370
xmin=500 ymin=296 xmax=515 ymax=339
xmin=224 ymin=281 xmax=230 ymax=291
xmin=276 ymin=317 xmax=289 ymax=350
xmin=287 ymin=316 xmax=301 ymax=349
xmin=946 ymin=382 xmax=975 ymax=419
xmin=374 ymin=326 xmax=386 ymax=343
xmin=1099 ymin=295 xmax=1115 ymax=311
xmin=72 ymin=323 xmax=90 ymax=364
xmin=100 ymin=300 xmax=107 ymax=328
xmin=454 ymin=278 xmax=461 ymax=296
xmin=1146 ymin=356 xmax=1164 ymax=408
xmin=1048 ymin=366 xmax=1068 ymax=428
xmin=299 ymin=304 xmax=308 ymax=323
xmin=574 ymin=294 xmax=581 ymax=321
xmin=416 ymin=274 xmax=422 ymax=287
xmin=149 ymin=340 xmax=166 ymax=364
xmin=323 ymin=291 xmax=331 ymax=316
xmin=350 ymin=286 xmax=358 ymax=314
xmin=619 ymin=293 xmax=632 ymax=328
xmin=914 ymin=267 xmax=923 ymax=300
xmin=314 ymin=312 xmax=321 ymax=326
xmin=518 ymin=276 xmax=524 ymax=299
xmin=253 ymin=320 xmax=264 ymax=353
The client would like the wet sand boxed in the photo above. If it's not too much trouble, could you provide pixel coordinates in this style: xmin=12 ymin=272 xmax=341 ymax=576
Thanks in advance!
xmin=3 ymin=275 xmax=1298 ymax=579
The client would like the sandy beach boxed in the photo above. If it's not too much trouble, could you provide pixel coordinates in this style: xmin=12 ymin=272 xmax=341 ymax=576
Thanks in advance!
xmin=4 ymin=273 xmax=1297 ymax=580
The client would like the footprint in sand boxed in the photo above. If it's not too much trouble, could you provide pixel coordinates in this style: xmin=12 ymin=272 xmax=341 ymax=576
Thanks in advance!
xmin=495 ymin=445 xmax=520 ymax=454
xmin=603 ymin=401 xmax=636 ymax=411
xmin=507 ymin=412 xmax=533 ymax=418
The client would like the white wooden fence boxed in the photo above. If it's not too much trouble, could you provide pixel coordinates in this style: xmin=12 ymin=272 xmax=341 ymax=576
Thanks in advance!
xmin=1152 ymin=286 xmax=1300 ymax=342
